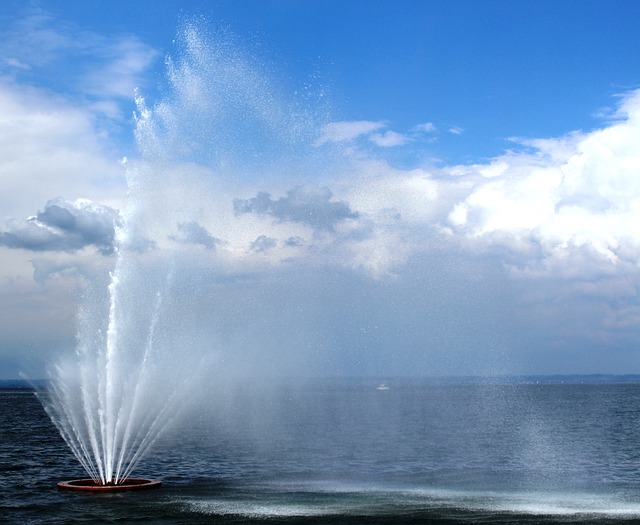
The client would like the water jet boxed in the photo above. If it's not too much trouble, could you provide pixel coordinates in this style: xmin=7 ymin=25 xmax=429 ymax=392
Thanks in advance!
xmin=57 ymin=478 xmax=162 ymax=492
xmin=39 ymin=21 xmax=312 ymax=492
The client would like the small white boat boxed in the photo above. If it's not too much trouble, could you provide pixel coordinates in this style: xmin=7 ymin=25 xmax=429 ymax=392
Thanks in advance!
xmin=376 ymin=383 xmax=390 ymax=391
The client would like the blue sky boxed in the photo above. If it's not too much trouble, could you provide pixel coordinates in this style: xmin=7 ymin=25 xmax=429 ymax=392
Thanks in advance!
xmin=1 ymin=0 xmax=640 ymax=379
xmin=11 ymin=0 xmax=640 ymax=161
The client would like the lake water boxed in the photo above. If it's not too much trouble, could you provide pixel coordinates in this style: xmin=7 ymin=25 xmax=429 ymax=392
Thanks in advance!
xmin=3 ymin=379 xmax=640 ymax=524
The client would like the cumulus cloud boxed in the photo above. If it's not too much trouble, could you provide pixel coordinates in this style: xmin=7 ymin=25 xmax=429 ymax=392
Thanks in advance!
xmin=323 ymin=88 xmax=640 ymax=289
xmin=0 ymin=198 xmax=119 ymax=255
xmin=234 ymin=184 xmax=359 ymax=232
xmin=0 ymin=82 xmax=127 ymax=219
xmin=442 ymin=89 xmax=640 ymax=275
xmin=170 ymin=221 xmax=221 ymax=249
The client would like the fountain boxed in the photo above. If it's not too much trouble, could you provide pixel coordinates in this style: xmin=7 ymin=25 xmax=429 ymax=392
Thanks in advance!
xmin=57 ymin=478 xmax=162 ymax=492
xmin=36 ymin=20 xmax=321 ymax=491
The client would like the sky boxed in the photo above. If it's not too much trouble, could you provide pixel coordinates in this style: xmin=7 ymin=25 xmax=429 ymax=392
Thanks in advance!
xmin=1 ymin=0 xmax=640 ymax=379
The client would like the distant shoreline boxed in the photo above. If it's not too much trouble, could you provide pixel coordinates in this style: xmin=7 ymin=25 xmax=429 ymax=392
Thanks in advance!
xmin=4 ymin=374 xmax=640 ymax=390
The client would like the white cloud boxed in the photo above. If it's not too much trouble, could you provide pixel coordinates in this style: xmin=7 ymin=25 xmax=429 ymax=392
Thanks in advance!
xmin=315 ymin=120 xmax=386 ymax=145
xmin=369 ymin=130 xmax=410 ymax=147
xmin=414 ymin=122 xmax=437 ymax=133
xmin=0 ymin=7 xmax=160 ymax=225
xmin=303 ymin=89 xmax=640 ymax=296
xmin=0 ymin=8 xmax=74 ymax=68
xmin=0 ymin=5 xmax=159 ymax=102
xmin=337 ymin=159 xmax=443 ymax=224
xmin=0 ymin=82 xmax=126 ymax=221
xmin=317 ymin=120 xmax=446 ymax=149
xmin=448 ymin=126 xmax=464 ymax=134
xmin=83 ymin=37 xmax=160 ymax=99
xmin=444 ymin=89 xmax=640 ymax=275
xmin=3 ymin=57 xmax=30 ymax=70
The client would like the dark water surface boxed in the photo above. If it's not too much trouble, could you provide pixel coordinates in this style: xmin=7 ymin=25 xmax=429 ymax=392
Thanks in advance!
xmin=3 ymin=380 xmax=640 ymax=524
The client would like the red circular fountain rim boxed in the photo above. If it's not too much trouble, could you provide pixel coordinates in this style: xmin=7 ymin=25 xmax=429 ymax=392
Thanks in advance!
xmin=57 ymin=478 xmax=162 ymax=492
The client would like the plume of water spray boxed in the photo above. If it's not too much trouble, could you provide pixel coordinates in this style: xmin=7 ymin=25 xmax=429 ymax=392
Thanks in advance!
xmin=38 ymin=19 xmax=327 ymax=484
xmin=39 ymin=223 xmax=188 ymax=483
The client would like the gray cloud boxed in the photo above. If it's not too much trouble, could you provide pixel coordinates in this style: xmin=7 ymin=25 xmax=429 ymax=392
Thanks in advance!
xmin=285 ymin=236 xmax=304 ymax=247
xmin=234 ymin=184 xmax=358 ymax=232
xmin=170 ymin=221 xmax=221 ymax=249
xmin=250 ymin=235 xmax=277 ymax=253
xmin=0 ymin=198 xmax=119 ymax=255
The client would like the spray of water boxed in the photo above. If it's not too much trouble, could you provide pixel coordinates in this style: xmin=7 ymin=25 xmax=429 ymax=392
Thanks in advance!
xmin=38 ymin=20 xmax=322 ymax=484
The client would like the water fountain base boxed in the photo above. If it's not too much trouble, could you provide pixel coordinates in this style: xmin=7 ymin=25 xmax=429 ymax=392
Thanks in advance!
xmin=57 ymin=478 xmax=162 ymax=492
